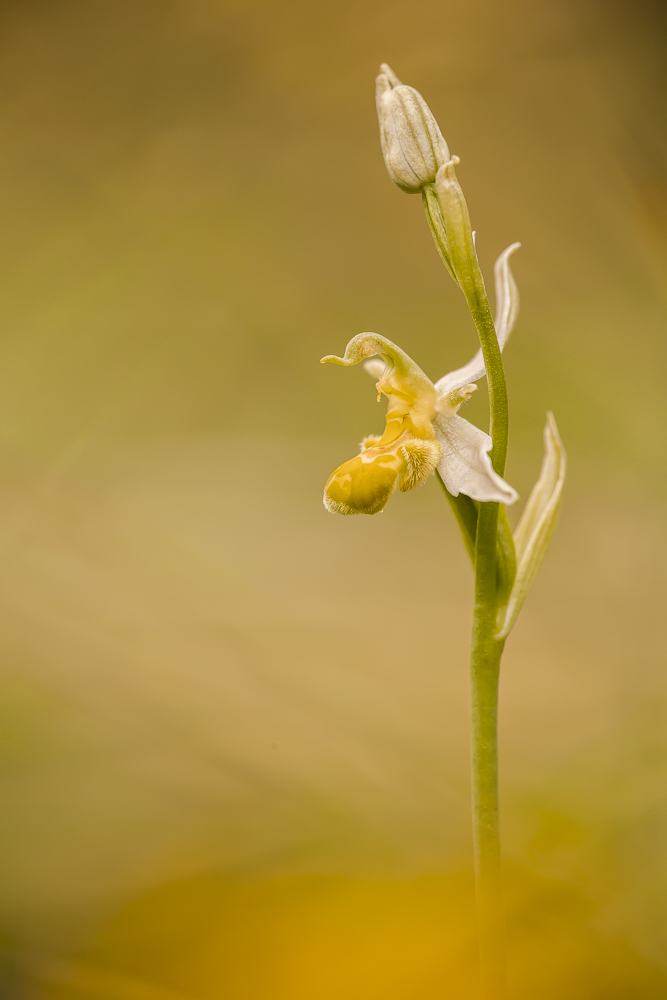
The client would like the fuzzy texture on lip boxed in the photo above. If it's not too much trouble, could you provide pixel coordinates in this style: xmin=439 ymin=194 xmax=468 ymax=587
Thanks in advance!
xmin=321 ymin=333 xmax=441 ymax=515
xmin=321 ymin=245 xmax=521 ymax=515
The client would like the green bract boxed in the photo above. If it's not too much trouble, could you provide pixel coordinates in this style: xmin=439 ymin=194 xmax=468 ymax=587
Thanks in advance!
xmin=496 ymin=413 xmax=566 ymax=639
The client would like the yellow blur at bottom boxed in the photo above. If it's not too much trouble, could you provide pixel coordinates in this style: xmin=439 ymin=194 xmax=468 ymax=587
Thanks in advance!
xmin=30 ymin=871 xmax=664 ymax=1000
xmin=34 ymin=875 xmax=475 ymax=1000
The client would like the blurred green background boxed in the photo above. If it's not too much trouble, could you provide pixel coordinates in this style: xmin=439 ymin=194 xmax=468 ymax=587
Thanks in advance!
xmin=0 ymin=0 xmax=666 ymax=996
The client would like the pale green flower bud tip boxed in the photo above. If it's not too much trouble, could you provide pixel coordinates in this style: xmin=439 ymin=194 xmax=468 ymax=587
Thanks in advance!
xmin=376 ymin=64 xmax=449 ymax=194
xmin=379 ymin=63 xmax=402 ymax=88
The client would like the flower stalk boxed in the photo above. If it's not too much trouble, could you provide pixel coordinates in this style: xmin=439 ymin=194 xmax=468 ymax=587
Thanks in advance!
xmin=441 ymin=160 xmax=512 ymax=996
xmin=321 ymin=64 xmax=566 ymax=999
xmin=469 ymin=626 xmax=506 ymax=998
xmin=435 ymin=156 xmax=510 ymax=475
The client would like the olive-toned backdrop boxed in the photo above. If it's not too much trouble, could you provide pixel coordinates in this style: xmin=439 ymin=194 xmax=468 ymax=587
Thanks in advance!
xmin=0 ymin=1 xmax=666 ymax=997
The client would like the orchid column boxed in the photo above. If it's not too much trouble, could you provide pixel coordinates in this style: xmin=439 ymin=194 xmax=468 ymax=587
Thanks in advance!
xmin=321 ymin=64 xmax=566 ymax=1000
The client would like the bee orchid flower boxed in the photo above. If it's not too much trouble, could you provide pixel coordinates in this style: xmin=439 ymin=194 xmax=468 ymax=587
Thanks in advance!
xmin=322 ymin=243 xmax=521 ymax=515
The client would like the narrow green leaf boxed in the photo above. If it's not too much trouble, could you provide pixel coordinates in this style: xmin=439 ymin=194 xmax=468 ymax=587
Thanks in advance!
xmin=496 ymin=413 xmax=566 ymax=639
xmin=437 ymin=471 xmax=477 ymax=563
xmin=495 ymin=504 xmax=517 ymax=605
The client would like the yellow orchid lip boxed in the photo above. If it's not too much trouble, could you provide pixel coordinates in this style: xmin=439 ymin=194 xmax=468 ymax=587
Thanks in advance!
xmin=321 ymin=334 xmax=441 ymax=516
xmin=321 ymin=246 xmax=523 ymax=514
xmin=324 ymin=443 xmax=404 ymax=516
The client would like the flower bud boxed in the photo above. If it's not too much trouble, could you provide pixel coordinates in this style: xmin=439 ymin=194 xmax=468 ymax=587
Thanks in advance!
xmin=376 ymin=63 xmax=449 ymax=193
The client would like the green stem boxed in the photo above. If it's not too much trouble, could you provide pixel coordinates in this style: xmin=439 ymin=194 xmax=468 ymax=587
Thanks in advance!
xmin=466 ymin=289 xmax=509 ymax=474
xmin=427 ymin=162 xmax=512 ymax=995
xmin=433 ymin=157 xmax=510 ymax=474
xmin=468 ymin=288 xmax=509 ymax=1000
xmin=425 ymin=160 xmax=514 ymax=993
xmin=470 ymin=501 xmax=507 ymax=1000
xmin=470 ymin=591 xmax=506 ymax=996
xmin=436 ymin=472 xmax=477 ymax=563
xmin=437 ymin=476 xmax=516 ymax=610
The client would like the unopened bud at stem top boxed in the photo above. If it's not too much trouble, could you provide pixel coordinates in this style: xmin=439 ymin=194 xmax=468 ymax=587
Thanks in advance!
xmin=376 ymin=63 xmax=449 ymax=193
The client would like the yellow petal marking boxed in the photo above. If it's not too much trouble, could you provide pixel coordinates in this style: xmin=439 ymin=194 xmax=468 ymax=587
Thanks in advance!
xmin=321 ymin=334 xmax=441 ymax=515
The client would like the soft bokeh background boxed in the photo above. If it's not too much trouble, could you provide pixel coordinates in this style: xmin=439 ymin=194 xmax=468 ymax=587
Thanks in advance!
xmin=0 ymin=0 xmax=666 ymax=996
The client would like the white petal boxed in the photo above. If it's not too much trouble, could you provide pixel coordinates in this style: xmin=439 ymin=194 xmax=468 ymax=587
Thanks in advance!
xmin=434 ymin=242 xmax=521 ymax=399
xmin=363 ymin=358 xmax=386 ymax=380
xmin=433 ymin=351 xmax=484 ymax=399
xmin=433 ymin=412 xmax=519 ymax=505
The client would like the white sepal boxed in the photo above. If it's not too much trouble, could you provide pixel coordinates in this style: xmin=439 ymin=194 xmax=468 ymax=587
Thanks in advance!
xmin=434 ymin=242 xmax=520 ymax=400
xmin=433 ymin=411 xmax=519 ymax=505
xmin=494 ymin=241 xmax=521 ymax=347
xmin=496 ymin=412 xmax=566 ymax=639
